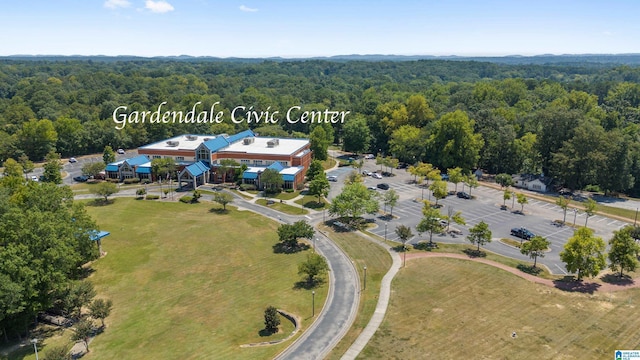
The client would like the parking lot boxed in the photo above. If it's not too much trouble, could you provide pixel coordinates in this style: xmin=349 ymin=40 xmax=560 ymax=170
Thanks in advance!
xmin=327 ymin=158 xmax=632 ymax=275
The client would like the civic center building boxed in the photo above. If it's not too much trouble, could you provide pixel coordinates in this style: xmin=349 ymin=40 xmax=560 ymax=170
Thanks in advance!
xmin=105 ymin=130 xmax=312 ymax=190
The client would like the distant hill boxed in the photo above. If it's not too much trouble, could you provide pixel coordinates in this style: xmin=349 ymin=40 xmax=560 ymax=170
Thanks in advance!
xmin=3 ymin=53 xmax=640 ymax=66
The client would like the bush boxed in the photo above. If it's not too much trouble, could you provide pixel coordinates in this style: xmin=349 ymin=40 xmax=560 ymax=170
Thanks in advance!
xmin=285 ymin=188 xmax=294 ymax=193
xmin=145 ymin=194 xmax=159 ymax=200
xmin=123 ymin=177 xmax=141 ymax=184
xmin=142 ymin=179 xmax=151 ymax=184
xmin=106 ymin=178 xmax=119 ymax=183
xmin=264 ymin=306 xmax=280 ymax=333
xmin=584 ymin=184 xmax=601 ymax=193
xmin=240 ymin=184 xmax=257 ymax=191
xmin=180 ymin=196 xmax=193 ymax=203
xmin=136 ymin=188 xmax=147 ymax=197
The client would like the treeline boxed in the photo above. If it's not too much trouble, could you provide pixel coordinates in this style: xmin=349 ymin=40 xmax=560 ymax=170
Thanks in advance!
xmin=1 ymin=59 xmax=640 ymax=193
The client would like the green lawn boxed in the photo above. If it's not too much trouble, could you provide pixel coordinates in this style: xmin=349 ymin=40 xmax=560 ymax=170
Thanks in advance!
xmin=361 ymin=257 xmax=640 ymax=359
xmin=255 ymin=198 xmax=308 ymax=215
xmin=77 ymin=198 xmax=324 ymax=359
xmin=294 ymin=195 xmax=328 ymax=209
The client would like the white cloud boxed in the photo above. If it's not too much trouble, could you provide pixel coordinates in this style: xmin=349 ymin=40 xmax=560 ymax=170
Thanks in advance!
xmin=239 ymin=5 xmax=258 ymax=12
xmin=104 ymin=0 xmax=131 ymax=9
xmin=145 ymin=0 xmax=175 ymax=13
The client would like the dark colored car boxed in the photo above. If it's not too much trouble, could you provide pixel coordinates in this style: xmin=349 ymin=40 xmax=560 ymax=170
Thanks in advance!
xmin=511 ymin=227 xmax=535 ymax=240
xmin=73 ymin=175 xmax=89 ymax=182
xmin=457 ymin=191 xmax=471 ymax=199
xmin=377 ymin=183 xmax=390 ymax=190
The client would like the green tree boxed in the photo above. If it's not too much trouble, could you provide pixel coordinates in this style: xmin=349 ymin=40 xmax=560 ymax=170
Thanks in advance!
xmin=308 ymin=176 xmax=330 ymax=204
xmin=72 ymin=318 xmax=94 ymax=353
xmin=464 ymin=175 xmax=479 ymax=196
xmin=298 ymin=252 xmax=329 ymax=285
xmin=406 ymin=94 xmax=435 ymax=127
xmin=328 ymin=182 xmax=379 ymax=225
xmin=556 ymin=196 xmax=570 ymax=223
xmin=426 ymin=110 xmax=484 ymax=172
xmin=263 ymin=306 xmax=280 ymax=333
xmin=467 ymin=221 xmax=492 ymax=252
xmin=608 ymin=227 xmax=640 ymax=277
xmin=102 ymin=145 xmax=116 ymax=165
xmin=395 ymin=224 xmax=413 ymax=251
xmin=503 ymin=189 xmax=512 ymax=207
xmin=520 ymin=235 xmax=550 ymax=268
xmin=18 ymin=155 xmax=35 ymax=181
xmin=416 ymin=203 xmax=444 ymax=246
xmin=305 ymin=160 xmax=324 ymax=182
xmin=429 ymin=180 xmax=448 ymax=207
xmin=90 ymin=182 xmax=119 ymax=202
xmin=382 ymin=189 xmax=399 ymax=217
xmin=444 ymin=206 xmax=466 ymax=232
xmin=583 ymin=198 xmax=597 ymax=227
xmin=389 ymin=125 xmax=423 ymax=163
xmin=82 ymin=161 xmax=106 ymax=178
xmin=17 ymin=119 xmax=58 ymax=161
xmin=495 ymin=173 xmax=514 ymax=188
xmin=89 ymin=298 xmax=113 ymax=328
xmin=516 ymin=193 xmax=528 ymax=213
xmin=58 ymin=281 xmax=96 ymax=318
xmin=42 ymin=151 xmax=63 ymax=184
xmin=447 ymin=167 xmax=464 ymax=193
xmin=560 ymin=227 xmax=606 ymax=280
xmin=1 ymin=158 xmax=24 ymax=190
xmin=217 ymin=158 xmax=239 ymax=183
xmin=277 ymin=220 xmax=314 ymax=250
xmin=151 ymin=157 xmax=176 ymax=181
xmin=54 ymin=117 xmax=86 ymax=158
xmin=309 ymin=125 xmax=330 ymax=161
xmin=342 ymin=115 xmax=370 ymax=154
xmin=212 ymin=191 xmax=234 ymax=210
xmin=260 ymin=168 xmax=284 ymax=194
xmin=42 ymin=344 xmax=72 ymax=360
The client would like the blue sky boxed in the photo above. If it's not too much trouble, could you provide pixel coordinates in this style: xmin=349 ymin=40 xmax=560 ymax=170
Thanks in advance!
xmin=1 ymin=0 xmax=638 ymax=57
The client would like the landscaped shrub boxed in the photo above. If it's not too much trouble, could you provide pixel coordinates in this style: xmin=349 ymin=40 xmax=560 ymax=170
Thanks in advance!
xmin=142 ymin=179 xmax=151 ymax=184
xmin=106 ymin=178 xmax=119 ymax=183
xmin=145 ymin=194 xmax=159 ymax=200
xmin=240 ymin=184 xmax=257 ymax=191
xmin=136 ymin=188 xmax=146 ymax=198
xmin=179 ymin=196 xmax=193 ymax=203
xmin=285 ymin=188 xmax=294 ymax=193
xmin=123 ymin=177 xmax=141 ymax=184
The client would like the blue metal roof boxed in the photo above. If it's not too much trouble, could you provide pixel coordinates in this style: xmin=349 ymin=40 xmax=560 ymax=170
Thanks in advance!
xmin=242 ymin=171 xmax=259 ymax=179
xmin=105 ymin=164 xmax=119 ymax=172
xmin=136 ymin=167 xmax=152 ymax=174
xmin=185 ymin=161 xmax=210 ymax=177
xmin=282 ymin=174 xmax=296 ymax=181
xmin=202 ymin=136 xmax=230 ymax=152
xmin=125 ymin=155 xmax=150 ymax=167
xmin=226 ymin=129 xmax=255 ymax=144
xmin=267 ymin=162 xmax=285 ymax=172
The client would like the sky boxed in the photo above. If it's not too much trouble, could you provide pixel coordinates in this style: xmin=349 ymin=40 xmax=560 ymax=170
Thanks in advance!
xmin=1 ymin=0 xmax=639 ymax=58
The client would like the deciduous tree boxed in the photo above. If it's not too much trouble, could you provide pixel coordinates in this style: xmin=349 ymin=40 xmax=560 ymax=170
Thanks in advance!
xmin=298 ymin=253 xmax=328 ymax=285
xmin=467 ymin=221 xmax=492 ymax=252
xmin=212 ymin=191 xmax=234 ymax=210
xmin=520 ymin=235 xmax=550 ymax=268
xmin=560 ymin=227 xmax=606 ymax=280
xmin=608 ymin=226 xmax=640 ymax=277
xmin=90 ymin=182 xmax=119 ymax=202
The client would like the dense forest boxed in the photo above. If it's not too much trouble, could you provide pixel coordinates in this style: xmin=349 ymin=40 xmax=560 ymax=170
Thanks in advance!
xmin=2 ymin=58 xmax=640 ymax=194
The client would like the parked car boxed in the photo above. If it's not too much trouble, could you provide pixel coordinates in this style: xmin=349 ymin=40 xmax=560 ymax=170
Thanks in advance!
xmin=367 ymin=186 xmax=377 ymax=191
xmin=327 ymin=175 xmax=338 ymax=182
xmin=73 ymin=175 xmax=89 ymax=182
xmin=362 ymin=171 xmax=372 ymax=176
xmin=396 ymin=163 xmax=408 ymax=169
xmin=364 ymin=154 xmax=375 ymax=160
xmin=68 ymin=157 xmax=77 ymax=163
xmin=441 ymin=174 xmax=449 ymax=180
xmin=457 ymin=191 xmax=471 ymax=199
xmin=377 ymin=183 xmax=390 ymax=190
xmin=30 ymin=175 xmax=39 ymax=182
xmin=117 ymin=148 xmax=125 ymax=154
xmin=510 ymin=227 xmax=535 ymax=240
xmin=371 ymin=172 xmax=383 ymax=179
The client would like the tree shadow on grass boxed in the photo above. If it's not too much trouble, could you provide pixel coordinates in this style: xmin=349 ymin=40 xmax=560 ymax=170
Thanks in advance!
xmin=293 ymin=278 xmax=325 ymax=290
xmin=463 ymin=248 xmax=486 ymax=258
xmin=516 ymin=264 xmax=543 ymax=276
xmin=601 ymin=273 xmax=635 ymax=286
xmin=413 ymin=242 xmax=438 ymax=251
xmin=273 ymin=242 xmax=310 ymax=254
xmin=391 ymin=245 xmax=410 ymax=253
xmin=303 ymin=200 xmax=326 ymax=209
xmin=259 ymin=328 xmax=277 ymax=337
xmin=208 ymin=208 xmax=229 ymax=214
xmin=85 ymin=199 xmax=115 ymax=207
xmin=552 ymin=276 xmax=601 ymax=294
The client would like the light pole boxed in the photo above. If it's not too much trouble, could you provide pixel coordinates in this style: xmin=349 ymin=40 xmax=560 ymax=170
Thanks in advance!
xmin=323 ymin=208 xmax=326 ymax=223
xmin=314 ymin=237 xmax=317 ymax=251
xmin=573 ymin=208 xmax=578 ymax=226
xmin=363 ymin=266 xmax=367 ymax=291
xmin=312 ymin=291 xmax=315 ymax=317
xmin=384 ymin=222 xmax=388 ymax=241
xmin=511 ymin=192 xmax=516 ymax=208
xmin=635 ymin=208 xmax=638 ymax=226
xmin=31 ymin=338 xmax=39 ymax=360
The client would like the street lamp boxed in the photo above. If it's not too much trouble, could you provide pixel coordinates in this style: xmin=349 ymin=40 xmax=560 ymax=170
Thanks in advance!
xmin=312 ymin=291 xmax=315 ymax=317
xmin=363 ymin=266 xmax=367 ymax=291
xmin=511 ymin=192 xmax=516 ymax=208
xmin=31 ymin=338 xmax=39 ymax=360
xmin=314 ymin=237 xmax=317 ymax=251
xmin=323 ymin=208 xmax=326 ymax=223
xmin=635 ymin=208 xmax=638 ymax=226
xmin=573 ymin=208 xmax=579 ymax=226
xmin=384 ymin=222 xmax=388 ymax=241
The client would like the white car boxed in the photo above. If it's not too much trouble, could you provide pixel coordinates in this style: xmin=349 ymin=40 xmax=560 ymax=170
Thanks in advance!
xmin=371 ymin=172 xmax=383 ymax=179
xmin=117 ymin=148 xmax=125 ymax=154
xmin=327 ymin=175 xmax=338 ymax=182
xmin=364 ymin=154 xmax=375 ymax=159
xmin=30 ymin=175 xmax=38 ymax=182
xmin=362 ymin=171 xmax=372 ymax=176
xmin=69 ymin=157 xmax=77 ymax=163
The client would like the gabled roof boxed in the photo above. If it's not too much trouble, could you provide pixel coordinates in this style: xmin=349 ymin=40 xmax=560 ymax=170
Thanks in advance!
xmin=267 ymin=162 xmax=285 ymax=172
xmin=202 ymin=136 xmax=230 ymax=152
xmin=226 ymin=129 xmax=255 ymax=144
xmin=124 ymin=155 xmax=150 ymax=167
xmin=184 ymin=161 xmax=210 ymax=177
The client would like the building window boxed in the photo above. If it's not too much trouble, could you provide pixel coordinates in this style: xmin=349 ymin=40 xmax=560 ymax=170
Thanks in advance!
xmin=279 ymin=161 xmax=289 ymax=167
xmin=197 ymin=148 xmax=209 ymax=161
xmin=240 ymin=159 xmax=250 ymax=165
xmin=152 ymin=155 xmax=161 ymax=159
xmin=265 ymin=160 xmax=274 ymax=165
xmin=176 ymin=156 xmax=184 ymax=161
xmin=254 ymin=160 xmax=263 ymax=166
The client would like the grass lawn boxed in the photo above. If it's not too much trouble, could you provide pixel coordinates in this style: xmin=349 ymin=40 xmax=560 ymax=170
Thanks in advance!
xmin=79 ymin=198 xmax=324 ymax=359
xmin=255 ymin=198 xmax=308 ymax=215
xmin=361 ymin=256 xmax=640 ymax=359
xmin=321 ymin=158 xmax=337 ymax=170
xmin=320 ymin=227 xmax=393 ymax=360
xmin=272 ymin=191 xmax=299 ymax=201
xmin=2 ymin=325 xmax=74 ymax=360
xmin=294 ymin=195 xmax=328 ymax=209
